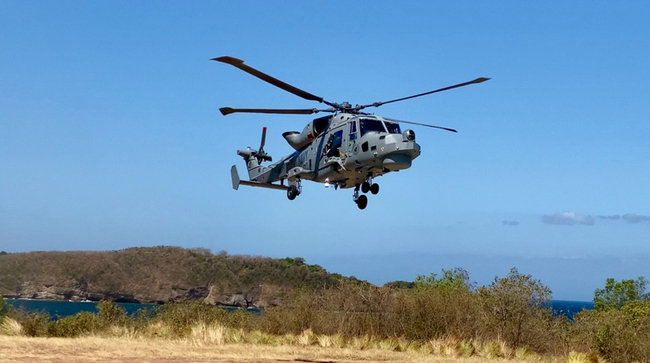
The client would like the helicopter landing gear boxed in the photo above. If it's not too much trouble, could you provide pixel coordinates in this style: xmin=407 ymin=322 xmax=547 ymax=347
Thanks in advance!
xmin=352 ymin=185 xmax=368 ymax=210
xmin=361 ymin=179 xmax=379 ymax=195
xmin=287 ymin=179 xmax=301 ymax=200
xmin=361 ymin=181 xmax=370 ymax=194
xmin=356 ymin=195 xmax=368 ymax=210
xmin=370 ymin=183 xmax=379 ymax=195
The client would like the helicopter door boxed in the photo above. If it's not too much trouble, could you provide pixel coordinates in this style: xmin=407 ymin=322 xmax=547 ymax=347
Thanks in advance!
xmin=348 ymin=119 xmax=359 ymax=155
xmin=326 ymin=130 xmax=343 ymax=158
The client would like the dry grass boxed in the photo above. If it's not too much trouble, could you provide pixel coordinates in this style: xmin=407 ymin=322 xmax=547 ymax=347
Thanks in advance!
xmin=0 ymin=335 xmax=533 ymax=363
xmin=0 ymin=317 xmax=24 ymax=337
xmin=566 ymin=351 xmax=602 ymax=363
xmin=0 ymin=320 xmax=598 ymax=363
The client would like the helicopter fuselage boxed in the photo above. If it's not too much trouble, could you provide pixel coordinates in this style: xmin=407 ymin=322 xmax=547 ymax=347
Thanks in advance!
xmin=242 ymin=113 xmax=420 ymax=191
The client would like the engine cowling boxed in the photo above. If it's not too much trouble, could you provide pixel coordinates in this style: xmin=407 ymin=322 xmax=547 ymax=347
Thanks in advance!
xmin=283 ymin=115 xmax=331 ymax=151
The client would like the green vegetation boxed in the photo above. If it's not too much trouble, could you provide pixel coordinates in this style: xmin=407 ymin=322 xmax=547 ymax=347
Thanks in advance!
xmin=0 ymin=269 xmax=568 ymax=360
xmin=594 ymin=276 xmax=648 ymax=311
xmin=2 ymin=248 xmax=650 ymax=362
xmin=3 ymin=272 xmax=648 ymax=362
xmin=569 ymin=277 xmax=650 ymax=363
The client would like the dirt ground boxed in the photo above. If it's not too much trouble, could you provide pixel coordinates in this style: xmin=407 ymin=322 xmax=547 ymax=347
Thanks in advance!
xmin=0 ymin=336 xmax=512 ymax=363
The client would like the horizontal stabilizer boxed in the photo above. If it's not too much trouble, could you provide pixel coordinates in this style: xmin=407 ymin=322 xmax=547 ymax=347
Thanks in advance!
xmin=230 ymin=165 xmax=288 ymax=191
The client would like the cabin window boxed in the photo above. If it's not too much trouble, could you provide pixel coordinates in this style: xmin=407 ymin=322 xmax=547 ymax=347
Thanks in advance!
xmin=331 ymin=130 xmax=343 ymax=149
xmin=360 ymin=118 xmax=386 ymax=137
xmin=385 ymin=121 xmax=401 ymax=134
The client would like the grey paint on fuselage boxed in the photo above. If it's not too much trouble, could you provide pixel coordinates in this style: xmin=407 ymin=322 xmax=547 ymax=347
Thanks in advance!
xmin=244 ymin=113 xmax=421 ymax=190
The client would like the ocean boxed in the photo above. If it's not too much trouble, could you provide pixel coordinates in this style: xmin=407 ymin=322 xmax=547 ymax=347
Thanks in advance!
xmin=4 ymin=299 xmax=594 ymax=320
xmin=4 ymin=299 xmax=157 ymax=318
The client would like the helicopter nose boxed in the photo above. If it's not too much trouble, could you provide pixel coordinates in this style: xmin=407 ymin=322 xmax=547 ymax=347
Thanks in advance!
xmin=383 ymin=153 xmax=412 ymax=171
xmin=380 ymin=135 xmax=420 ymax=171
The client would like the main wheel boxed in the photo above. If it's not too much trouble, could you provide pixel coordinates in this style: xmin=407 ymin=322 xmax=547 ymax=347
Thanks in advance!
xmin=361 ymin=181 xmax=370 ymax=194
xmin=356 ymin=195 xmax=368 ymax=210
xmin=287 ymin=185 xmax=298 ymax=200
xmin=370 ymin=183 xmax=379 ymax=195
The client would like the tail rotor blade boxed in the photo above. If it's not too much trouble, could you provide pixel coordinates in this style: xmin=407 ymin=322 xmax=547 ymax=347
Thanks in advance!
xmin=256 ymin=127 xmax=272 ymax=162
xmin=260 ymin=127 xmax=267 ymax=152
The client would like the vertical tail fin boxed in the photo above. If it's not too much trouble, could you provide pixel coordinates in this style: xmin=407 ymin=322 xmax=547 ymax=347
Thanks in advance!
xmin=230 ymin=165 xmax=241 ymax=190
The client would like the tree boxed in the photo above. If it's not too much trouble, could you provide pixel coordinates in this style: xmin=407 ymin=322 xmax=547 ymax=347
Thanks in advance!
xmin=414 ymin=267 xmax=473 ymax=291
xmin=594 ymin=277 xmax=648 ymax=311
xmin=478 ymin=268 xmax=552 ymax=347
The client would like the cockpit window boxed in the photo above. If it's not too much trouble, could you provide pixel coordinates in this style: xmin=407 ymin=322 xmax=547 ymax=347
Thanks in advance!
xmin=360 ymin=118 xmax=387 ymax=137
xmin=385 ymin=121 xmax=401 ymax=134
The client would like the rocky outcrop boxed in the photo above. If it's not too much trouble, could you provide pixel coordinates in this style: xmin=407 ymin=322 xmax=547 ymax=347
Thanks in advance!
xmin=5 ymin=281 xmax=286 ymax=307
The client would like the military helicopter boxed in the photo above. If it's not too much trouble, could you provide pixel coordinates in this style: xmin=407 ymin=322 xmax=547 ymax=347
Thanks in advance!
xmin=214 ymin=56 xmax=489 ymax=210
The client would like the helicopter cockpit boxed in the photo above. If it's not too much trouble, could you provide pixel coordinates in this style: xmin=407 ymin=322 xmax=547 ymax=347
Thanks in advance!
xmin=359 ymin=118 xmax=401 ymax=137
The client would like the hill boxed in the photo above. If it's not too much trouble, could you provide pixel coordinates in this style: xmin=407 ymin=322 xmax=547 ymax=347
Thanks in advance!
xmin=0 ymin=247 xmax=350 ymax=308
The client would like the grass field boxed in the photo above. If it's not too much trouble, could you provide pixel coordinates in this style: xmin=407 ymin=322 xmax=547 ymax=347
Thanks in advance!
xmin=0 ymin=335 xmax=505 ymax=363
xmin=0 ymin=316 xmax=602 ymax=363
xmin=0 ymin=334 xmax=600 ymax=363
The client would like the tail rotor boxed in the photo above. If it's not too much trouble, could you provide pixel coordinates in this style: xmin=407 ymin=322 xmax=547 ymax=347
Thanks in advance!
xmin=256 ymin=127 xmax=272 ymax=163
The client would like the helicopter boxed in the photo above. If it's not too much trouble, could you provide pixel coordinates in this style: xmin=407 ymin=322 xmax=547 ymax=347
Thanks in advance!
xmin=214 ymin=56 xmax=489 ymax=210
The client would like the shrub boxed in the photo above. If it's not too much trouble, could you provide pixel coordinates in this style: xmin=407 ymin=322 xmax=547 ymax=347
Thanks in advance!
xmin=97 ymin=300 xmax=127 ymax=326
xmin=570 ymin=304 xmax=650 ymax=363
xmin=18 ymin=312 xmax=52 ymax=337
xmin=49 ymin=311 xmax=100 ymax=337
xmin=152 ymin=301 xmax=257 ymax=337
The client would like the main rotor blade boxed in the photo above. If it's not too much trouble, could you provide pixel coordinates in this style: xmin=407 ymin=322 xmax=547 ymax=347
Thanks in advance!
xmin=213 ymin=56 xmax=332 ymax=106
xmin=385 ymin=117 xmax=457 ymax=133
xmin=360 ymin=77 xmax=490 ymax=110
xmin=219 ymin=107 xmax=327 ymax=116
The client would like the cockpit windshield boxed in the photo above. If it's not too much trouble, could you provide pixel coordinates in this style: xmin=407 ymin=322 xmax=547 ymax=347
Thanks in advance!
xmin=384 ymin=121 xmax=401 ymax=134
xmin=360 ymin=118 xmax=387 ymax=137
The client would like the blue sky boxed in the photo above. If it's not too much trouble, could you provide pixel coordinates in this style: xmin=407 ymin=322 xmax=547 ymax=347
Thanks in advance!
xmin=1 ymin=1 xmax=649 ymax=301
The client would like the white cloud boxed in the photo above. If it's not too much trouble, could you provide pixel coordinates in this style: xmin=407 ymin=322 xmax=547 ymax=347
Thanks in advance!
xmin=542 ymin=212 xmax=595 ymax=226
xmin=597 ymin=215 xmax=621 ymax=220
xmin=622 ymin=214 xmax=650 ymax=223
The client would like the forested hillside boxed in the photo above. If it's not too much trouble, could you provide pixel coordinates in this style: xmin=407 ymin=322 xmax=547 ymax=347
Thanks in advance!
xmin=0 ymin=247 xmax=348 ymax=307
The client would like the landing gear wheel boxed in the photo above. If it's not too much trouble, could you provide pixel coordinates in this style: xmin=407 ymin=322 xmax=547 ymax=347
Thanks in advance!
xmin=287 ymin=185 xmax=299 ymax=200
xmin=370 ymin=183 xmax=379 ymax=195
xmin=361 ymin=181 xmax=371 ymax=194
xmin=356 ymin=195 xmax=368 ymax=210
